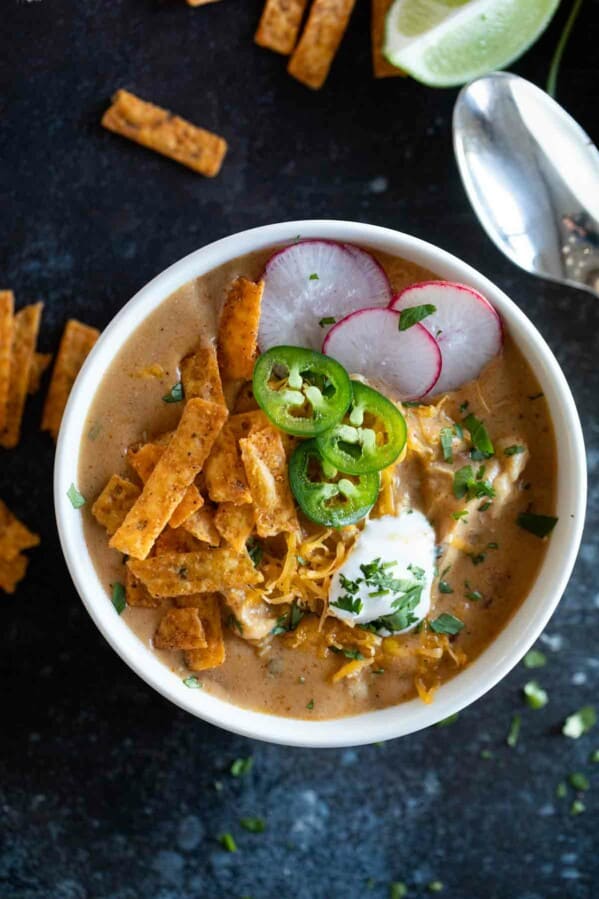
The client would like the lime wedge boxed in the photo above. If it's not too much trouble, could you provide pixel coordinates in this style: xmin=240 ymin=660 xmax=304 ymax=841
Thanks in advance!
xmin=384 ymin=0 xmax=561 ymax=87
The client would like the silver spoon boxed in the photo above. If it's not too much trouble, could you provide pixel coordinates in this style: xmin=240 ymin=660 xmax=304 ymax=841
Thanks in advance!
xmin=453 ymin=71 xmax=599 ymax=297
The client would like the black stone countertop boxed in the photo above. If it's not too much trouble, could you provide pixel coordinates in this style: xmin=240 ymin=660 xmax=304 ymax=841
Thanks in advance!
xmin=1 ymin=3 xmax=598 ymax=897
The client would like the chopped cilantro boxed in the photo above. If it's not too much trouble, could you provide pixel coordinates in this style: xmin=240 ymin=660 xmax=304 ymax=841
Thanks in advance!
xmin=430 ymin=613 xmax=464 ymax=635
xmin=402 ymin=401 xmax=421 ymax=408
xmin=436 ymin=713 xmax=459 ymax=727
xmin=464 ymin=581 xmax=482 ymax=602
xmin=228 ymin=614 xmax=243 ymax=635
xmin=67 ymin=483 xmax=86 ymax=509
xmin=563 ymin=706 xmax=596 ymax=739
xmin=162 ymin=381 xmax=184 ymax=403
xmin=556 ymin=781 xmax=568 ymax=799
xmin=246 ymin=538 xmax=263 ymax=567
xmin=459 ymin=400 xmax=469 ymax=413
xmin=87 ymin=421 xmax=102 ymax=440
xmin=309 ymin=272 xmax=319 ymax=281
xmin=568 ymin=772 xmax=590 ymax=791
xmin=218 ymin=833 xmax=237 ymax=852
xmin=389 ymin=884 xmax=408 ymax=899
xmin=318 ymin=316 xmax=336 ymax=327
xmin=240 ymin=816 xmax=266 ymax=833
xmin=469 ymin=552 xmax=486 ymax=566
xmin=523 ymin=649 xmax=547 ymax=669
xmin=271 ymin=600 xmax=304 ymax=635
xmin=440 ymin=427 xmax=454 ymax=462
xmin=528 ymin=392 xmax=544 ymax=400
xmin=504 ymin=444 xmax=526 ymax=456
xmin=487 ymin=542 xmax=499 ymax=550
xmin=453 ymin=465 xmax=495 ymax=501
xmin=571 ymin=799 xmax=586 ymax=816
xmin=478 ymin=501 xmax=492 ymax=512
xmin=439 ymin=580 xmax=454 ymax=594
xmin=230 ymin=757 xmax=253 ymax=777
xmin=523 ymin=680 xmax=548 ymax=709
xmin=372 ymin=668 xmax=385 ymax=675
xmin=517 ymin=512 xmax=558 ymax=538
xmin=463 ymin=413 xmax=494 ymax=457
xmin=506 ymin=713 xmax=521 ymax=748
xmin=452 ymin=509 xmax=468 ymax=521
xmin=111 ymin=582 xmax=126 ymax=615
xmin=330 ymin=646 xmax=364 ymax=660
xmin=398 ymin=304 xmax=436 ymax=331
xmin=182 ymin=675 xmax=202 ymax=689
xmin=306 ymin=698 xmax=315 ymax=710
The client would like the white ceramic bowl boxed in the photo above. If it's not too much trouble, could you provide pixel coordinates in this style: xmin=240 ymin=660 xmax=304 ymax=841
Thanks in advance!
xmin=55 ymin=221 xmax=586 ymax=747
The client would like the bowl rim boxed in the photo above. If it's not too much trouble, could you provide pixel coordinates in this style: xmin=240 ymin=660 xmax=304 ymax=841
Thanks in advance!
xmin=54 ymin=219 xmax=587 ymax=748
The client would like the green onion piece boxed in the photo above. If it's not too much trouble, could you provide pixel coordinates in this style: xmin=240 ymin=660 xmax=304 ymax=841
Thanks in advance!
xmin=438 ymin=580 xmax=454 ymax=594
xmin=523 ymin=649 xmax=547 ymax=669
xmin=430 ymin=613 xmax=464 ymax=635
xmin=398 ymin=304 xmax=436 ymax=331
xmin=440 ymin=427 xmax=454 ymax=462
xmin=523 ymin=680 xmax=548 ymax=710
xmin=162 ymin=381 xmax=184 ymax=403
xmin=506 ymin=713 xmax=521 ymax=748
xmin=111 ymin=582 xmax=126 ymax=615
xmin=230 ymin=757 xmax=253 ymax=777
xmin=67 ymin=483 xmax=86 ymax=509
xmin=563 ymin=706 xmax=596 ymax=739
xmin=568 ymin=772 xmax=590 ymax=792
xmin=504 ymin=445 xmax=525 ymax=456
xmin=218 ymin=833 xmax=237 ymax=852
xmin=182 ymin=675 xmax=203 ymax=689
xmin=240 ymin=816 xmax=266 ymax=833
xmin=517 ymin=512 xmax=558 ymax=538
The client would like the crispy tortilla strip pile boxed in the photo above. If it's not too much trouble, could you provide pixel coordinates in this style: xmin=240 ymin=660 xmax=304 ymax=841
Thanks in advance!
xmin=255 ymin=0 xmax=310 ymax=55
xmin=42 ymin=320 xmax=100 ymax=441
xmin=0 ymin=499 xmax=40 ymax=594
xmin=371 ymin=0 xmax=405 ymax=78
xmin=102 ymin=90 xmax=227 ymax=178
xmin=0 ymin=301 xmax=43 ymax=449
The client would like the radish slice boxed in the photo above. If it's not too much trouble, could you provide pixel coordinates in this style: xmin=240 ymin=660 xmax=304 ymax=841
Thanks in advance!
xmin=390 ymin=281 xmax=503 ymax=395
xmin=258 ymin=240 xmax=391 ymax=352
xmin=323 ymin=307 xmax=442 ymax=400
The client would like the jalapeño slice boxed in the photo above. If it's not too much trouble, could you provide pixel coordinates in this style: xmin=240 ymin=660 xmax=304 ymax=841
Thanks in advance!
xmin=289 ymin=439 xmax=380 ymax=528
xmin=253 ymin=346 xmax=352 ymax=437
xmin=316 ymin=381 xmax=407 ymax=475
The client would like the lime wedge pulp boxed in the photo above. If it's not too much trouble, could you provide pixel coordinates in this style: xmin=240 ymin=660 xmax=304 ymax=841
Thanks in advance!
xmin=384 ymin=0 xmax=561 ymax=87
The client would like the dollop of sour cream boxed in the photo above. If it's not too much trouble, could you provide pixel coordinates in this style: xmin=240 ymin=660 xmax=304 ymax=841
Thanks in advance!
xmin=328 ymin=511 xmax=436 ymax=635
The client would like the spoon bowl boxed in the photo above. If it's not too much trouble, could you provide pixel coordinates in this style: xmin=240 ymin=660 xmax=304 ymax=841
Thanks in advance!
xmin=453 ymin=72 xmax=599 ymax=297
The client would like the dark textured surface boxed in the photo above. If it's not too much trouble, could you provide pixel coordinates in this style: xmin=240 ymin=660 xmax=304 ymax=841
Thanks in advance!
xmin=1 ymin=2 xmax=599 ymax=897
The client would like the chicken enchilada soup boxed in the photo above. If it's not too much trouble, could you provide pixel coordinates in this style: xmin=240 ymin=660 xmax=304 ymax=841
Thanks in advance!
xmin=78 ymin=240 xmax=558 ymax=719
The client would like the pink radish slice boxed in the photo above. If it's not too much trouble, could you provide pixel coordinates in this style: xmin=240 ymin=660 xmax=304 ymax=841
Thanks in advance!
xmin=258 ymin=240 xmax=391 ymax=352
xmin=390 ymin=281 xmax=503 ymax=395
xmin=323 ymin=307 xmax=442 ymax=400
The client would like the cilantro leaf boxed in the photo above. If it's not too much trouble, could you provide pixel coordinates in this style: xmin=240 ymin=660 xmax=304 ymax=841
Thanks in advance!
xmin=111 ymin=582 xmax=126 ymax=615
xmin=517 ymin=512 xmax=558 ymax=538
xmin=162 ymin=381 xmax=184 ymax=403
xmin=67 ymin=483 xmax=86 ymax=509
xmin=398 ymin=304 xmax=437 ymax=331
xmin=463 ymin=413 xmax=494 ymax=457
xmin=430 ymin=613 xmax=464 ymax=635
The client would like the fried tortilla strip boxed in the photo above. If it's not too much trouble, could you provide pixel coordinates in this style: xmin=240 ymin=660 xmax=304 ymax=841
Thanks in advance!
xmin=154 ymin=607 xmax=207 ymax=650
xmin=288 ymin=0 xmax=357 ymax=89
xmin=110 ymin=398 xmax=228 ymax=559
xmin=0 ymin=553 xmax=28 ymax=594
xmin=41 ymin=320 xmax=99 ymax=441
xmin=186 ymin=0 xmax=221 ymax=6
xmin=0 ymin=499 xmax=40 ymax=561
xmin=127 ymin=546 xmax=262 ymax=597
xmin=255 ymin=0 xmax=309 ymax=55
xmin=102 ymin=89 xmax=227 ymax=178
xmin=91 ymin=475 xmax=141 ymax=536
xmin=183 ymin=595 xmax=226 ymax=670
xmin=0 ymin=302 xmax=43 ymax=449
xmin=180 ymin=342 xmax=225 ymax=407
xmin=371 ymin=0 xmax=406 ymax=77
xmin=214 ymin=502 xmax=255 ymax=553
xmin=180 ymin=506 xmax=221 ymax=546
xmin=0 ymin=291 xmax=14 ymax=431
xmin=127 ymin=441 xmax=204 ymax=527
xmin=154 ymin=527 xmax=203 ymax=555
xmin=27 ymin=352 xmax=53 ymax=395
xmin=239 ymin=425 xmax=299 ymax=537
xmin=204 ymin=410 xmax=269 ymax=505
xmin=217 ymin=277 xmax=264 ymax=381
xmin=125 ymin=567 xmax=163 ymax=608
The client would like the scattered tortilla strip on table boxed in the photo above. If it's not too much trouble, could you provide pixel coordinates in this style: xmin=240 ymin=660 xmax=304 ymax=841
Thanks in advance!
xmin=288 ymin=0 xmax=357 ymax=90
xmin=125 ymin=568 xmax=163 ymax=608
xmin=27 ymin=353 xmax=53 ymax=395
xmin=371 ymin=0 xmax=406 ymax=77
xmin=0 ymin=291 xmax=14 ymax=431
xmin=0 ymin=553 xmax=28 ymax=594
xmin=154 ymin=607 xmax=207 ymax=650
xmin=127 ymin=546 xmax=262 ymax=597
xmin=127 ymin=440 xmax=204 ymax=528
xmin=180 ymin=506 xmax=221 ymax=546
xmin=183 ymin=595 xmax=226 ymax=670
xmin=110 ymin=398 xmax=228 ymax=559
xmin=91 ymin=475 xmax=141 ymax=536
xmin=180 ymin=342 xmax=225 ymax=406
xmin=186 ymin=0 xmax=221 ymax=5
xmin=102 ymin=90 xmax=228 ymax=178
xmin=0 ymin=499 xmax=40 ymax=560
xmin=0 ymin=302 xmax=43 ymax=449
xmin=214 ymin=502 xmax=255 ymax=553
xmin=239 ymin=425 xmax=299 ymax=537
xmin=255 ymin=0 xmax=309 ymax=55
xmin=217 ymin=277 xmax=264 ymax=382
xmin=41 ymin=319 xmax=99 ymax=441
